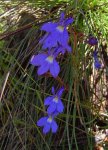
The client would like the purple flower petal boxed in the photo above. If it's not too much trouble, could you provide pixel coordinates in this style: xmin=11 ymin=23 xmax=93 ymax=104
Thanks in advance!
xmin=51 ymin=120 xmax=58 ymax=133
xmin=41 ymin=22 xmax=57 ymax=32
xmin=44 ymin=96 xmax=52 ymax=105
xmin=37 ymin=62 xmax=49 ymax=75
xmin=37 ymin=117 xmax=47 ymax=127
xmin=50 ymin=60 xmax=60 ymax=78
xmin=93 ymin=51 xmax=101 ymax=69
xmin=52 ymin=111 xmax=59 ymax=117
xmin=56 ymin=44 xmax=71 ymax=55
xmin=60 ymin=12 xmax=65 ymax=22
xmin=64 ymin=18 xmax=74 ymax=26
xmin=39 ymin=34 xmax=48 ymax=44
xmin=42 ymin=34 xmax=58 ymax=49
xmin=88 ymin=36 xmax=98 ymax=46
xmin=57 ymin=100 xmax=64 ymax=113
xmin=61 ymin=29 xmax=69 ymax=42
xmin=43 ymin=123 xmax=51 ymax=134
xmin=65 ymin=44 xmax=72 ymax=52
xmin=94 ymin=61 xmax=101 ymax=69
xmin=51 ymin=86 xmax=55 ymax=95
xmin=47 ymin=102 xmax=56 ymax=114
xmin=30 ymin=54 xmax=47 ymax=66
xmin=56 ymin=47 xmax=65 ymax=54
xmin=93 ymin=50 xmax=98 ymax=57
xmin=57 ymin=87 xmax=64 ymax=97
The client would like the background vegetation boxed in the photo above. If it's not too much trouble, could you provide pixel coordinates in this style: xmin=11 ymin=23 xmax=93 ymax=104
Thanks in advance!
xmin=0 ymin=0 xmax=108 ymax=149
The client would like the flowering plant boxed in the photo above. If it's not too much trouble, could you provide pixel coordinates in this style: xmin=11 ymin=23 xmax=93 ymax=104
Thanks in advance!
xmin=30 ymin=12 xmax=101 ymax=134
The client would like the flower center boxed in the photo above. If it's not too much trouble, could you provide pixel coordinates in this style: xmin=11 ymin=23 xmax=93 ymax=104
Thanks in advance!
xmin=46 ymin=56 xmax=54 ymax=63
xmin=47 ymin=116 xmax=53 ymax=123
xmin=53 ymin=96 xmax=58 ymax=103
xmin=56 ymin=26 xmax=64 ymax=32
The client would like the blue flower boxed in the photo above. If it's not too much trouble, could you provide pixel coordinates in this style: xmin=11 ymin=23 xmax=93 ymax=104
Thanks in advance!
xmin=40 ymin=12 xmax=74 ymax=49
xmin=37 ymin=115 xmax=58 ymax=134
xmin=30 ymin=53 xmax=60 ymax=78
xmin=44 ymin=87 xmax=64 ymax=114
xmin=94 ymin=60 xmax=101 ymax=69
xmin=87 ymin=36 xmax=98 ymax=46
xmin=93 ymin=51 xmax=101 ymax=69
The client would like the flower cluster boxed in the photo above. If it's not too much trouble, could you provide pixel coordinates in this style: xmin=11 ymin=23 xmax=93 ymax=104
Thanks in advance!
xmin=30 ymin=12 xmax=74 ymax=78
xmin=87 ymin=35 xmax=101 ymax=68
xmin=37 ymin=86 xmax=64 ymax=134
xmin=30 ymin=12 xmax=72 ymax=134
xmin=30 ymin=12 xmax=102 ymax=134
